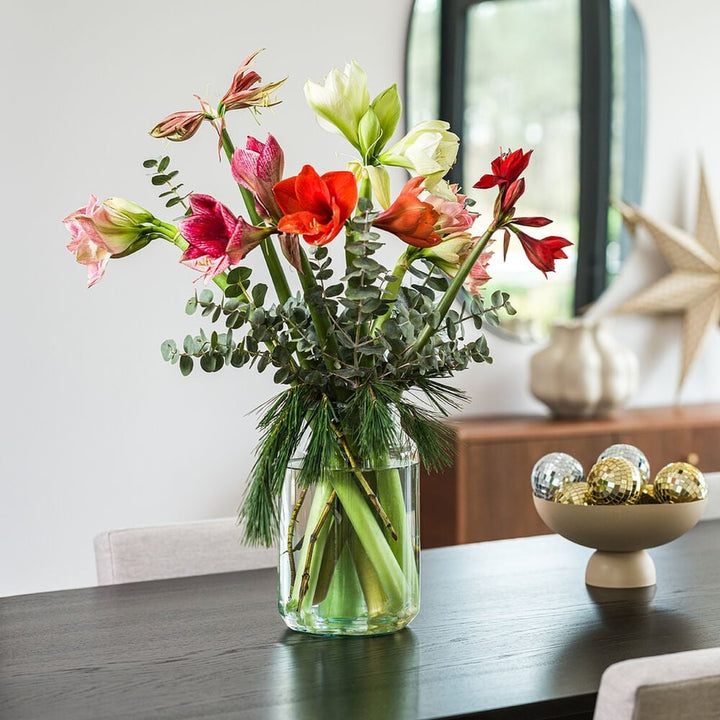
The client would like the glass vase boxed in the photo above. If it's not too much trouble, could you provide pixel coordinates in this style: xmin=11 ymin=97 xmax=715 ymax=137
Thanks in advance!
xmin=278 ymin=442 xmax=420 ymax=636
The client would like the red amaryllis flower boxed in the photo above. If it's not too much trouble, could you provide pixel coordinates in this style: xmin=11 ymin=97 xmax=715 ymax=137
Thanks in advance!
xmin=231 ymin=134 xmax=284 ymax=221
xmin=374 ymin=176 xmax=442 ymax=248
xmin=179 ymin=194 xmax=269 ymax=281
xmin=513 ymin=229 xmax=572 ymax=277
xmin=474 ymin=148 xmax=533 ymax=190
xmin=274 ymin=165 xmax=357 ymax=246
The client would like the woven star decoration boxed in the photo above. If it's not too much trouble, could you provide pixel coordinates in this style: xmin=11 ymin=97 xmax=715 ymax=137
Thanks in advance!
xmin=615 ymin=167 xmax=720 ymax=389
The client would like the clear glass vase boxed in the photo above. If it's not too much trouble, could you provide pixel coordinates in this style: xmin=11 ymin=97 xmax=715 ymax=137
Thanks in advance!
xmin=278 ymin=441 xmax=420 ymax=636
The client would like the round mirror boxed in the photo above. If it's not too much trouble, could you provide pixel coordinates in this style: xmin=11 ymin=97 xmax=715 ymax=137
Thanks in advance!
xmin=406 ymin=0 xmax=645 ymax=341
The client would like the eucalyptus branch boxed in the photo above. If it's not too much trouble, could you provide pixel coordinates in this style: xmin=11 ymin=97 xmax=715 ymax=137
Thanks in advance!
xmin=298 ymin=249 xmax=341 ymax=365
xmin=143 ymin=156 xmax=191 ymax=213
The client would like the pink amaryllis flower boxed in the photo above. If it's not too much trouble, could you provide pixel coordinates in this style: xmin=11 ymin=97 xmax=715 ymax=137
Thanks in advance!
xmin=64 ymin=196 xmax=153 ymax=287
xmin=274 ymin=165 xmax=357 ymax=246
xmin=149 ymin=107 xmax=207 ymax=142
xmin=373 ymin=176 xmax=441 ymax=248
xmin=219 ymin=50 xmax=285 ymax=114
xmin=427 ymin=184 xmax=477 ymax=236
xmin=231 ymin=134 xmax=284 ymax=221
xmin=179 ymin=194 xmax=270 ymax=281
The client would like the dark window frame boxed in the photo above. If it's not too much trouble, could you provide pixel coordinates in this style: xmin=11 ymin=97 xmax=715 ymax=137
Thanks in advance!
xmin=407 ymin=0 xmax=645 ymax=316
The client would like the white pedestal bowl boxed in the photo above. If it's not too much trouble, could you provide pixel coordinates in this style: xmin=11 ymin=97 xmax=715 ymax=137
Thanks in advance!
xmin=533 ymin=496 xmax=708 ymax=588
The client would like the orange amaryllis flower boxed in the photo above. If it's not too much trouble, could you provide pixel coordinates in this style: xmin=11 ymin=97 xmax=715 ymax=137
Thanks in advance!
xmin=373 ymin=176 xmax=442 ymax=248
xmin=274 ymin=165 xmax=357 ymax=246
xmin=513 ymin=230 xmax=572 ymax=277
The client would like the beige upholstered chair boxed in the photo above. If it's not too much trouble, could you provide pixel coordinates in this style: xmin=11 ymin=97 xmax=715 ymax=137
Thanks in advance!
xmin=702 ymin=472 xmax=720 ymax=520
xmin=94 ymin=517 xmax=276 ymax=585
xmin=593 ymin=647 xmax=720 ymax=720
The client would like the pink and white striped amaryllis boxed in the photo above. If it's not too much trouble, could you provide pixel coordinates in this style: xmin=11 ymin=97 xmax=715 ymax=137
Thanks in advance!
xmin=231 ymin=134 xmax=284 ymax=221
xmin=178 ymin=194 xmax=270 ymax=282
xmin=64 ymin=196 xmax=152 ymax=287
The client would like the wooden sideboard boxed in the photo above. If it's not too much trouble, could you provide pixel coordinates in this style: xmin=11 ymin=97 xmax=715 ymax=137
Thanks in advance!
xmin=420 ymin=403 xmax=720 ymax=548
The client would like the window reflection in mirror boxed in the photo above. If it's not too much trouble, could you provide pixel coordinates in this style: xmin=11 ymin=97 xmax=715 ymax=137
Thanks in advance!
xmin=406 ymin=0 xmax=644 ymax=341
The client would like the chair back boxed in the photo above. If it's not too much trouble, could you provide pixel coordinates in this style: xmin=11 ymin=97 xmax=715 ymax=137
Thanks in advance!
xmin=94 ymin=517 xmax=276 ymax=584
xmin=593 ymin=647 xmax=720 ymax=720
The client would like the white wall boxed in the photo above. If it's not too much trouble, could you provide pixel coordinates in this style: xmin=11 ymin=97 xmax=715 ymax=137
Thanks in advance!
xmin=1 ymin=0 xmax=719 ymax=596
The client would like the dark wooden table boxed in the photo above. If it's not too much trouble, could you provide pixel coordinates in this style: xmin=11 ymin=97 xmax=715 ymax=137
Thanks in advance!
xmin=3 ymin=521 xmax=720 ymax=720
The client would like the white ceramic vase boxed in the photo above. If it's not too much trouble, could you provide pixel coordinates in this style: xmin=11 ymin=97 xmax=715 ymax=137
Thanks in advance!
xmin=529 ymin=319 xmax=638 ymax=418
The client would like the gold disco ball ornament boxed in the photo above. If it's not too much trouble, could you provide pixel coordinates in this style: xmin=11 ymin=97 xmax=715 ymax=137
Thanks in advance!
xmin=597 ymin=443 xmax=651 ymax=484
xmin=653 ymin=462 xmax=708 ymax=503
xmin=638 ymin=483 xmax=657 ymax=504
xmin=587 ymin=457 xmax=643 ymax=505
xmin=555 ymin=480 xmax=589 ymax=505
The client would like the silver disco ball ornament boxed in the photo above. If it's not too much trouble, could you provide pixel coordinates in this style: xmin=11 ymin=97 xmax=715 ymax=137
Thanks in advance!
xmin=531 ymin=452 xmax=585 ymax=501
xmin=598 ymin=443 xmax=651 ymax=484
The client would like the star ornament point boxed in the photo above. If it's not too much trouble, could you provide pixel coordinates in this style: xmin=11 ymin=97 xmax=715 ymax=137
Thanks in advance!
xmin=615 ymin=169 xmax=720 ymax=390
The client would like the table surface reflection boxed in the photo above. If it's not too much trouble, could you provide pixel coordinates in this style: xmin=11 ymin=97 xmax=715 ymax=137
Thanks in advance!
xmin=2 ymin=521 xmax=720 ymax=720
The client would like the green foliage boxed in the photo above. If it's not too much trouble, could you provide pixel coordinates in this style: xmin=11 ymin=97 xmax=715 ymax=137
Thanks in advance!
xmin=160 ymin=226 xmax=519 ymax=546
xmin=143 ymin=156 xmax=192 ymax=214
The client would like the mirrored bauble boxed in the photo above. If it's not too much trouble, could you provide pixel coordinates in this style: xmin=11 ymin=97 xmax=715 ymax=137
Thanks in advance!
xmin=598 ymin=443 xmax=651 ymax=484
xmin=638 ymin=483 xmax=658 ymax=504
xmin=653 ymin=462 xmax=708 ymax=503
xmin=531 ymin=452 xmax=585 ymax=501
xmin=587 ymin=457 xmax=642 ymax=505
xmin=555 ymin=480 xmax=589 ymax=505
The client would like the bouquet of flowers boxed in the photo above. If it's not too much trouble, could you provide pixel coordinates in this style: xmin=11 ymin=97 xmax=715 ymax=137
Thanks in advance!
xmin=64 ymin=51 xmax=569 ymax=635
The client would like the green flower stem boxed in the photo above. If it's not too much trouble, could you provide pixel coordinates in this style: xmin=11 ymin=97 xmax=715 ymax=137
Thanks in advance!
xmin=329 ymin=470 xmax=408 ymax=610
xmin=319 ymin=542 xmax=366 ymax=618
xmin=311 ymin=527 xmax=342 ymax=606
xmin=348 ymin=532 xmax=387 ymax=617
xmin=377 ymin=467 xmax=418 ymax=597
xmin=412 ymin=221 xmax=498 ymax=354
xmin=371 ymin=249 xmax=413 ymax=335
xmin=219 ymin=128 xmax=292 ymax=305
xmin=329 ymin=421 xmax=397 ymax=540
xmin=151 ymin=220 xmax=232 ymax=296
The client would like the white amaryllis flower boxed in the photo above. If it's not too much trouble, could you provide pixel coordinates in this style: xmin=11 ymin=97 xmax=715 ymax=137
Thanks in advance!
xmin=379 ymin=120 xmax=459 ymax=199
xmin=420 ymin=232 xmax=474 ymax=269
xmin=421 ymin=232 xmax=495 ymax=295
xmin=304 ymin=61 xmax=370 ymax=150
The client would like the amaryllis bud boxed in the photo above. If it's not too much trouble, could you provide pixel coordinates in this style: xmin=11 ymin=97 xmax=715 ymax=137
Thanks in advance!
xmin=150 ymin=110 xmax=206 ymax=142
